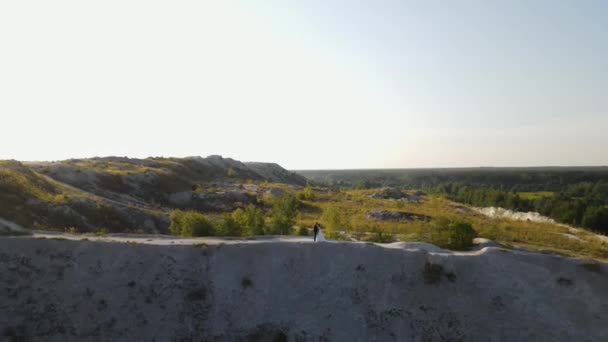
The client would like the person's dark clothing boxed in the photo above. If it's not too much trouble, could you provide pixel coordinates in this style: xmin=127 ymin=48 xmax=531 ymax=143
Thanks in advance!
xmin=313 ymin=224 xmax=319 ymax=242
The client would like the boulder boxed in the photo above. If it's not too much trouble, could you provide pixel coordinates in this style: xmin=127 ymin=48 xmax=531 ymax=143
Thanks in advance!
xmin=265 ymin=188 xmax=285 ymax=197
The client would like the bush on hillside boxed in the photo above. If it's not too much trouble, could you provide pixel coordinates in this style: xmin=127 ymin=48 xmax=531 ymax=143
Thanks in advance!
xmin=169 ymin=209 xmax=215 ymax=237
xmin=296 ymin=183 xmax=316 ymax=201
xmin=321 ymin=205 xmax=345 ymax=231
xmin=233 ymin=204 xmax=266 ymax=235
xmin=581 ymin=206 xmax=608 ymax=232
xmin=426 ymin=217 xmax=477 ymax=250
xmin=363 ymin=230 xmax=395 ymax=243
xmin=297 ymin=226 xmax=310 ymax=236
xmin=217 ymin=213 xmax=243 ymax=236
xmin=268 ymin=193 xmax=299 ymax=235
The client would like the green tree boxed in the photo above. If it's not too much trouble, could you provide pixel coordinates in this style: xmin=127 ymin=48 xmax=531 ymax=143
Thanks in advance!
xmin=321 ymin=205 xmax=344 ymax=231
xmin=169 ymin=209 xmax=215 ymax=237
xmin=232 ymin=205 xmax=266 ymax=235
xmin=582 ymin=206 xmax=608 ymax=232
xmin=297 ymin=183 xmax=316 ymax=201
xmin=426 ymin=217 xmax=477 ymax=250
xmin=217 ymin=213 xmax=243 ymax=236
xmin=269 ymin=194 xmax=299 ymax=235
xmin=355 ymin=180 xmax=367 ymax=190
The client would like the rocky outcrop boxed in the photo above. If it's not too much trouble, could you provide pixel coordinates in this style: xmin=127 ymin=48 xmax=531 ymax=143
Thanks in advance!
xmin=0 ymin=218 xmax=31 ymax=236
xmin=370 ymin=187 xmax=406 ymax=199
xmin=366 ymin=209 xmax=431 ymax=221
xmin=370 ymin=187 xmax=425 ymax=202
xmin=30 ymin=156 xmax=305 ymax=201
xmin=264 ymin=188 xmax=285 ymax=197
xmin=245 ymin=162 xmax=307 ymax=186
xmin=1 ymin=237 xmax=607 ymax=341
xmin=1 ymin=157 xmax=307 ymax=233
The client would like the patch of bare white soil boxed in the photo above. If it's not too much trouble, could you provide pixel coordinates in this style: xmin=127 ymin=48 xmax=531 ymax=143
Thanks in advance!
xmin=474 ymin=206 xmax=608 ymax=243
xmin=1 ymin=234 xmax=607 ymax=341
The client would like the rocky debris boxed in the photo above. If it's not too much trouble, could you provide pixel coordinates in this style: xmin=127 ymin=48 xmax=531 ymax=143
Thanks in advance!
xmin=265 ymin=188 xmax=285 ymax=197
xmin=366 ymin=209 xmax=431 ymax=222
xmin=245 ymin=162 xmax=307 ymax=186
xmin=384 ymin=241 xmax=446 ymax=253
xmin=451 ymin=205 xmax=470 ymax=213
xmin=370 ymin=187 xmax=406 ymax=199
xmin=370 ymin=187 xmax=424 ymax=202
xmin=241 ymin=183 xmax=260 ymax=193
xmin=396 ymin=195 xmax=423 ymax=203
xmin=0 ymin=218 xmax=31 ymax=236
xmin=475 ymin=207 xmax=558 ymax=224
xmin=472 ymin=238 xmax=504 ymax=250
xmin=1 ymin=237 xmax=607 ymax=341
xmin=29 ymin=156 xmax=306 ymax=203
xmin=561 ymin=233 xmax=585 ymax=242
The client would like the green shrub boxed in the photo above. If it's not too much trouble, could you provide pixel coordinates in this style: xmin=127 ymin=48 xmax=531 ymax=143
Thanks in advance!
xmin=325 ymin=230 xmax=350 ymax=241
xmin=269 ymin=194 xmax=299 ymax=235
xmin=297 ymin=183 xmax=316 ymax=201
xmin=395 ymin=199 xmax=405 ymax=209
xmin=321 ymin=205 xmax=345 ymax=231
xmin=169 ymin=209 xmax=215 ymax=237
xmin=95 ymin=228 xmax=109 ymax=236
xmin=233 ymin=204 xmax=266 ymax=235
xmin=65 ymin=227 xmax=80 ymax=234
xmin=364 ymin=230 xmax=395 ymax=243
xmin=297 ymin=226 xmax=310 ymax=236
xmin=426 ymin=217 xmax=477 ymax=250
xmin=217 ymin=213 xmax=243 ymax=236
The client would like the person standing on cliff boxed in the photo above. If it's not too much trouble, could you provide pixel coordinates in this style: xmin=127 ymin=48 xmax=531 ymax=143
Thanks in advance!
xmin=313 ymin=222 xmax=320 ymax=242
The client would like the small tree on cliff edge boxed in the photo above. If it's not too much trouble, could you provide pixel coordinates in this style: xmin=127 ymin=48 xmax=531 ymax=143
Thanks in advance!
xmin=169 ymin=209 xmax=215 ymax=237
xmin=269 ymin=193 xmax=299 ymax=235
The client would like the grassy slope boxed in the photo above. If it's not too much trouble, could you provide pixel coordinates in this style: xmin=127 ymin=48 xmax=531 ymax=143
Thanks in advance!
xmin=0 ymin=160 xmax=67 ymax=225
xmin=0 ymin=161 xmax=166 ymax=232
xmin=295 ymin=188 xmax=608 ymax=260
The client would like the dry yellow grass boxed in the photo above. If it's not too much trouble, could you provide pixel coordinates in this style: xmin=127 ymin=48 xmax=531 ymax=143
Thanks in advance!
xmin=294 ymin=188 xmax=608 ymax=260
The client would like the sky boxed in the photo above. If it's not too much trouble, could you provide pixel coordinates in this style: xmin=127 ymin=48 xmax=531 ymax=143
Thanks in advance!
xmin=1 ymin=1 xmax=607 ymax=169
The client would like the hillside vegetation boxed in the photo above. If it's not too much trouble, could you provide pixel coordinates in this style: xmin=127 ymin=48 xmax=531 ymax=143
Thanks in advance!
xmin=298 ymin=168 xmax=608 ymax=234
xmin=0 ymin=156 xmax=305 ymax=234
xmin=0 ymin=160 xmax=167 ymax=232
xmin=2 ymin=159 xmax=607 ymax=259
xmin=293 ymin=187 xmax=608 ymax=260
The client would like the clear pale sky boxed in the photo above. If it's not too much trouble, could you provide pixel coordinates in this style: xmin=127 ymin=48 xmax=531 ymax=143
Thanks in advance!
xmin=1 ymin=1 xmax=607 ymax=169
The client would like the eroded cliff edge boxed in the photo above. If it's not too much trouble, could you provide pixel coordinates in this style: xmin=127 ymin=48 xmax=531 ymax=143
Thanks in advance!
xmin=1 ymin=237 xmax=607 ymax=341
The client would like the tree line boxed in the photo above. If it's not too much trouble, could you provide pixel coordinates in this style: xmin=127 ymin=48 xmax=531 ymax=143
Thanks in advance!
xmin=434 ymin=181 xmax=608 ymax=234
xmin=169 ymin=193 xmax=300 ymax=237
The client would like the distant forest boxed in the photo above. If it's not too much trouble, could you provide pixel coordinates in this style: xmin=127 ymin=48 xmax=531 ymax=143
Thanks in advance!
xmin=298 ymin=167 xmax=608 ymax=234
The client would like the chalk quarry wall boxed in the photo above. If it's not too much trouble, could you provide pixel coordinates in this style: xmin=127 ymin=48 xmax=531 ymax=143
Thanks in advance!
xmin=1 ymin=238 xmax=607 ymax=341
